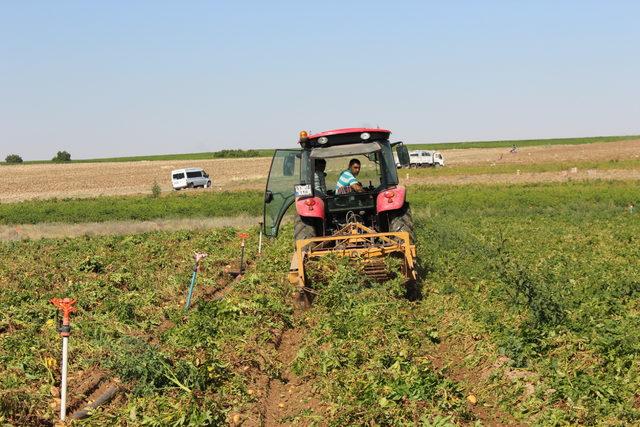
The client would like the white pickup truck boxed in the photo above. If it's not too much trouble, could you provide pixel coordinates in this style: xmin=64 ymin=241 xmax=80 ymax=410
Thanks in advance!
xmin=407 ymin=150 xmax=445 ymax=167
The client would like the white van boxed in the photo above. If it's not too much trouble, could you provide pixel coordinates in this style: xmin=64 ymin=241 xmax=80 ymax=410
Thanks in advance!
xmin=408 ymin=150 xmax=445 ymax=167
xmin=171 ymin=168 xmax=212 ymax=190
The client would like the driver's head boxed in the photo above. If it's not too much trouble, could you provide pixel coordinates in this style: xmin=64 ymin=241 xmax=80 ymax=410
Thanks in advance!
xmin=348 ymin=158 xmax=361 ymax=176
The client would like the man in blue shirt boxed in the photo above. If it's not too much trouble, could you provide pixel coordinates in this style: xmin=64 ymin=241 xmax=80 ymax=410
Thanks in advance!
xmin=336 ymin=158 xmax=364 ymax=194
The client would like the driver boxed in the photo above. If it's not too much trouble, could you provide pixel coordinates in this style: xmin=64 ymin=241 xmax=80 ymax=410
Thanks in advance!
xmin=336 ymin=158 xmax=363 ymax=194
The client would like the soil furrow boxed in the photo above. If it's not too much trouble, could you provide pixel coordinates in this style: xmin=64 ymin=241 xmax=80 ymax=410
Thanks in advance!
xmin=258 ymin=311 xmax=323 ymax=427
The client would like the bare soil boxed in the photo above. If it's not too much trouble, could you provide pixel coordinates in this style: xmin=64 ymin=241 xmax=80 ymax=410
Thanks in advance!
xmin=403 ymin=168 xmax=640 ymax=186
xmin=1 ymin=140 xmax=638 ymax=203
xmin=0 ymin=157 xmax=270 ymax=202
xmin=0 ymin=216 xmax=260 ymax=241
xmin=428 ymin=312 xmax=523 ymax=427
xmin=441 ymin=138 xmax=640 ymax=166
xmin=260 ymin=325 xmax=324 ymax=426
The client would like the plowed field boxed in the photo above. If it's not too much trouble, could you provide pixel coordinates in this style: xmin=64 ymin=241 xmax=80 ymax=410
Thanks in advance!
xmin=1 ymin=139 xmax=638 ymax=202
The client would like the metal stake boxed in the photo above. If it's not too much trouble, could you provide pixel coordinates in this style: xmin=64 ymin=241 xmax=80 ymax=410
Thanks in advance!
xmin=50 ymin=297 xmax=77 ymax=422
xmin=61 ymin=336 xmax=69 ymax=420
xmin=237 ymin=232 xmax=249 ymax=273
xmin=240 ymin=239 xmax=246 ymax=272
xmin=258 ymin=222 xmax=263 ymax=255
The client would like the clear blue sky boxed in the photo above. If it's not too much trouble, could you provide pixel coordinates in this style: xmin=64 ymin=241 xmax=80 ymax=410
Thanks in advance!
xmin=1 ymin=1 xmax=638 ymax=160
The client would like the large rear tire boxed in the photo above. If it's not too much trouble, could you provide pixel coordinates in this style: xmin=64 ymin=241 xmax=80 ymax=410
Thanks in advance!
xmin=387 ymin=204 xmax=416 ymax=244
xmin=294 ymin=215 xmax=317 ymax=242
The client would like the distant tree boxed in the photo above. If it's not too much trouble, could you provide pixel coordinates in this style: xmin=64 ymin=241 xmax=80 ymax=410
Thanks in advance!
xmin=5 ymin=154 xmax=23 ymax=164
xmin=52 ymin=151 xmax=71 ymax=162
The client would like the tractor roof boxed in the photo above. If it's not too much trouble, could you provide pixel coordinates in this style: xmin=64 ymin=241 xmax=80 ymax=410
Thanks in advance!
xmin=302 ymin=128 xmax=391 ymax=149
xmin=308 ymin=128 xmax=391 ymax=139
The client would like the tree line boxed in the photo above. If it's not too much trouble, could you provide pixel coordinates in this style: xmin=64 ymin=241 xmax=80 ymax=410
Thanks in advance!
xmin=4 ymin=151 xmax=71 ymax=164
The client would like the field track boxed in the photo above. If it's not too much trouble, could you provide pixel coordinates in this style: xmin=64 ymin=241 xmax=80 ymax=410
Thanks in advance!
xmin=0 ymin=216 xmax=260 ymax=241
xmin=1 ymin=139 xmax=638 ymax=202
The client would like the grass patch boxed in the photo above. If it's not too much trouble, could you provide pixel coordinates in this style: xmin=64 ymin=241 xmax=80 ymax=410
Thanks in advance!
xmin=0 ymin=191 xmax=262 ymax=225
xmin=405 ymin=158 xmax=640 ymax=178
xmin=408 ymin=134 xmax=639 ymax=151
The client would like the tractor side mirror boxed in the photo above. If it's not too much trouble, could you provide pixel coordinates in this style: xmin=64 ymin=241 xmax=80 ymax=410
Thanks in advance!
xmin=283 ymin=155 xmax=295 ymax=176
xmin=264 ymin=190 xmax=274 ymax=203
xmin=396 ymin=144 xmax=410 ymax=167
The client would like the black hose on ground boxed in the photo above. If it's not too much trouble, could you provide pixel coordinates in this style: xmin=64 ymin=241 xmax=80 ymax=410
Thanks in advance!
xmin=69 ymin=384 xmax=119 ymax=420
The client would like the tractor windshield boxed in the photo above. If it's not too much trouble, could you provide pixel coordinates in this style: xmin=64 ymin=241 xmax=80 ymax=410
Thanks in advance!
xmin=309 ymin=141 xmax=398 ymax=195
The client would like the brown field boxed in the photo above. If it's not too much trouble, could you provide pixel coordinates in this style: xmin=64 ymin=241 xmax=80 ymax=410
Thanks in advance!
xmin=0 ymin=157 xmax=271 ymax=203
xmin=441 ymin=138 xmax=640 ymax=165
xmin=1 ymin=139 xmax=638 ymax=203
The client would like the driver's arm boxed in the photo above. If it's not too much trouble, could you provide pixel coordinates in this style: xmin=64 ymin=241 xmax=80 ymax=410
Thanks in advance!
xmin=351 ymin=182 xmax=364 ymax=192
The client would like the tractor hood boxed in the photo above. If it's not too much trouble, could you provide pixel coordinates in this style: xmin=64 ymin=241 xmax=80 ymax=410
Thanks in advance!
xmin=309 ymin=142 xmax=382 ymax=159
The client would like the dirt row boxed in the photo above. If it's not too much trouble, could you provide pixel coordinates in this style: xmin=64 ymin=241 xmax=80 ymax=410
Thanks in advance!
xmin=1 ymin=140 xmax=638 ymax=202
xmin=0 ymin=216 xmax=260 ymax=241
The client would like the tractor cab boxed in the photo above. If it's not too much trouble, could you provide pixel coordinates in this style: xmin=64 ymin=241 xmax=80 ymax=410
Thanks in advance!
xmin=263 ymin=128 xmax=410 ymax=237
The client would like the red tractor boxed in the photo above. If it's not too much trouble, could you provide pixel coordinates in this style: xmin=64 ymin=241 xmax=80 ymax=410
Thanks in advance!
xmin=263 ymin=128 xmax=417 ymax=300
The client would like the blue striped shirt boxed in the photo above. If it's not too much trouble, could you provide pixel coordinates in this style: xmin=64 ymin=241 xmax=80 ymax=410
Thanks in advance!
xmin=336 ymin=170 xmax=357 ymax=193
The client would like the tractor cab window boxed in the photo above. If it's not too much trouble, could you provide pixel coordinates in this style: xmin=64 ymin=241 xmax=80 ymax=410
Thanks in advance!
xmin=320 ymin=155 xmax=377 ymax=194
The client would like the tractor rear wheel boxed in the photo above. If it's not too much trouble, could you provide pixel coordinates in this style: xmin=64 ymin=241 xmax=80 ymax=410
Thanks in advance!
xmin=387 ymin=203 xmax=416 ymax=243
xmin=294 ymin=215 xmax=317 ymax=242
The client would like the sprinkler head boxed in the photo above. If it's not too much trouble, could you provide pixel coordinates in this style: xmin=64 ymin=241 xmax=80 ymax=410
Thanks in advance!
xmin=51 ymin=298 xmax=77 ymax=336
xmin=194 ymin=252 xmax=208 ymax=263
xmin=194 ymin=252 xmax=208 ymax=272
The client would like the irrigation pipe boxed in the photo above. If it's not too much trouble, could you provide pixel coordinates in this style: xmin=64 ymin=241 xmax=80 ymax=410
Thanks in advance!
xmin=50 ymin=297 xmax=77 ymax=422
xmin=69 ymin=383 xmax=119 ymax=420
xmin=184 ymin=252 xmax=208 ymax=311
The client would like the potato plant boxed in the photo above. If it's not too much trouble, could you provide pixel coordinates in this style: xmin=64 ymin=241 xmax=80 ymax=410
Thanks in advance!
xmin=1 ymin=180 xmax=639 ymax=425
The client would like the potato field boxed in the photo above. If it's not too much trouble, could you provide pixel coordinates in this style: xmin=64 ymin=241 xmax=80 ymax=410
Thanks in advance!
xmin=1 ymin=180 xmax=640 ymax=426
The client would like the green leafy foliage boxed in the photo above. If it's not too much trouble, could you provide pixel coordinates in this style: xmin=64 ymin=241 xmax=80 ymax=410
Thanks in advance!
xmin=0 ymin=226 xmax=291 ymax=425
xmin=211 ymin=149 xmax=261 ymax=158
xmin=416 ymin=180 xmax=640 ymax=423
xmin=52 ymin=150 xmax=71 ymax=162
xmin=408 ymin=134 xmax=639 ymax=151
xmin=293 ymin=257 xmax=470 ymax=424
xmin=0 ymin=190 xmax=262 ymax=224
xmin=1 ymin=180 xmax=639 ymax=424
xmin=4 ymin=154 xmax=23 ymax=164
xmin=151 ymin=181 xmax=161 ymax=198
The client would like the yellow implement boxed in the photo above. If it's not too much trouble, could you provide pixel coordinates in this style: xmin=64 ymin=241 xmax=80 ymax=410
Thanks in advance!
xmin=289 ymin=222 xmax=417 ymax=293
